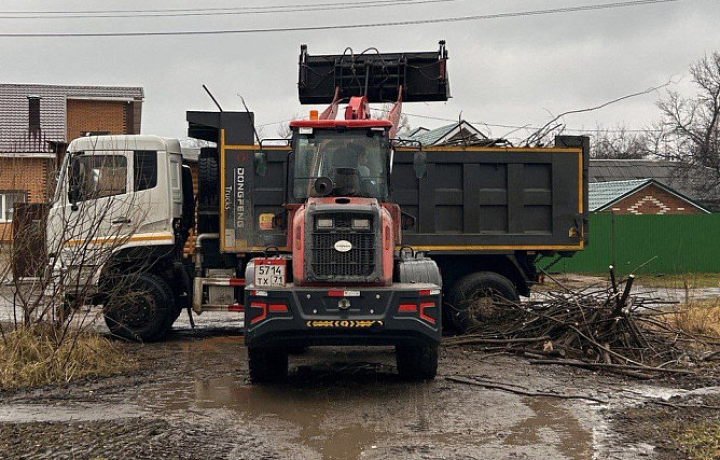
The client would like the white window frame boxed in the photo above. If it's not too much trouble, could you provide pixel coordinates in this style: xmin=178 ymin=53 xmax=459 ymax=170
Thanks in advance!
xmin=0 ymin=191 xmax=27 ymax=223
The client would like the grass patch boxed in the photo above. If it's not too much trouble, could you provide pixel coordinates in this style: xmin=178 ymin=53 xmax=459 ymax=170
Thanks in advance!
xmin=674 ymin=420 xmax=720 ymax=460
xmin=659 ymin=299 xmax=720 ymax=338
xmin=0 ymin=325 xmax=136 ymax=390
xmin=636 ymin=273 xmax=720 ymax=289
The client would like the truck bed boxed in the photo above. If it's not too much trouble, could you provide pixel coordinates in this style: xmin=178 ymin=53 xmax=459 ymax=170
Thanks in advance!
xmin=392 ymin=136 xmax=589 ymax=254
xmin=218 ymin=136 xmax=588 ymax=255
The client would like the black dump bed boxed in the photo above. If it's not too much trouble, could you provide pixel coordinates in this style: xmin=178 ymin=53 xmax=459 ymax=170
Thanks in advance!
xmin=391 ymin=135 xmax=589 ymax=254
xmin=218 ymin=136 xmax=589 ymax=255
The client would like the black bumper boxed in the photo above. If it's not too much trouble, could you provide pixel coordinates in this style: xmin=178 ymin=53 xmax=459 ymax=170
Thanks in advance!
xmin=244 ymin=283 xmax=441 ymax=348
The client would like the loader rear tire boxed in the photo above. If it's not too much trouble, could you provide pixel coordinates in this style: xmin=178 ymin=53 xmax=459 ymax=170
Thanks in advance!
xmin=248 ymin=347 xmax=288 ymax=383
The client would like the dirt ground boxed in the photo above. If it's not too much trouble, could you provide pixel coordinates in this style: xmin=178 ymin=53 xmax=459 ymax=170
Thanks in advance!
xmin=0 ymin=322 xmax=717 ymax=460
xmin=1 ymin=276 xmax=719 ymax=460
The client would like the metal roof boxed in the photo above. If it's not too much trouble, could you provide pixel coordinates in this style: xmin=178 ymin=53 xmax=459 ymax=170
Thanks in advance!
xmin=589 ymin=179 xmax=651 ymax=211
xmin=406 ymin=120 xmax=488 ymax=146
xmin=0 ymin=84 xmax=143 ymax=154
xmin=589 ymin=159 xmax=720 ymax=211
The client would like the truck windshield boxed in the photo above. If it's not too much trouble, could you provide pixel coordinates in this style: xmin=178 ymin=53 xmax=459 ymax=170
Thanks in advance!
xmin=293 ymin=129 xmax=389 ymax=199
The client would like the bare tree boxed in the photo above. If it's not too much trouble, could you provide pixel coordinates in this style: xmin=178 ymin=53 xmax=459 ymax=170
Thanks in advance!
xmin=0 ymin=140 xmax=175 ymax=364
xmin=591 ymin=125 xmax=651 ymax=159
xmin=656 ymin=52 xmax=720 ymax=180
xmin=652 ymin=53 xmax=720 ymax=207
xmin=378 ymin=104 xmax=411 ymax=137
xmin=276 ymin=121 xmax=292 ymax=139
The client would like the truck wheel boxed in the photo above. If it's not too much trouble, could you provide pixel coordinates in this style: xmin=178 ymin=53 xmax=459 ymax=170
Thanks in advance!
xmin=160 ymin=305 xmax=183 ymax=337
xmin=103 ymin=273 xmax=172 ymax=342
xmin=396 ymin=344 xmax=438 ymax=381
xmin=447 ymin=272 xmax=518 ymax=334
xmin=248 ymin=347 xmax=288 ymax=383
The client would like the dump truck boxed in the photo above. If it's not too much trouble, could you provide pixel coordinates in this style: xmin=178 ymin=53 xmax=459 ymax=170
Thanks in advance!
xmin=46 ymin=41 xmax=588 ymax=382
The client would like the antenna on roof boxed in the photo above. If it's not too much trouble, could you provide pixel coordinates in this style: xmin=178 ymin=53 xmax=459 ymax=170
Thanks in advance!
xmin=202 ymin=84 xmax=223 ymax=112
xmin=237 ymin=94 xmax=261 ymax=144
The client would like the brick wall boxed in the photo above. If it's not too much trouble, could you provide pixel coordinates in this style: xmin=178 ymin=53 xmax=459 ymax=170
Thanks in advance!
xmin=0 ymin=156 xmax=54 ymax=240
xmin=599 ymin=183 xmax=705 ymax=215
xmin=66 ymin=99 xmax=129 ymax=141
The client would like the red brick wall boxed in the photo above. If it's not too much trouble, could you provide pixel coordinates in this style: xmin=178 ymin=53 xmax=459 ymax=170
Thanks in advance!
xmin=66 ymin=99 xmax=128 ymax=142
xmin=0 ymin=156 xmax=54 ymax=240
xmin=599 ymin=184 xmax=705 ymax=215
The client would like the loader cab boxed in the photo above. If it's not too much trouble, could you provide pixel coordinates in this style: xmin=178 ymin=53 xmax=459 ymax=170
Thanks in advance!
xmin=289 ymin=121 xmax=392 ymax=201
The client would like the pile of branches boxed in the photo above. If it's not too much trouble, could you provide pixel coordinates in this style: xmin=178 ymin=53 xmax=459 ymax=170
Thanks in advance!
xmin=445 ymin=268 xmax=718 ymax=379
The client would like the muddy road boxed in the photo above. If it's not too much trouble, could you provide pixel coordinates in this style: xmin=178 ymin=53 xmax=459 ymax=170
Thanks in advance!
xmin=3 ymin=321 xmax=716 ymax=460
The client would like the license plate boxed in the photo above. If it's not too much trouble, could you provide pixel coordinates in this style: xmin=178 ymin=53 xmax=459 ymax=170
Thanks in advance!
xmin=254 ymin=259 xmax=286 ymax=287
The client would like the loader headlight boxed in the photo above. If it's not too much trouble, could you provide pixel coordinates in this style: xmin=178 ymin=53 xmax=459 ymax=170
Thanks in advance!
xmin=352 ymin=218 xmax=370 ymax=229
xmin=316 ymin=218 xmax=334 ymax=229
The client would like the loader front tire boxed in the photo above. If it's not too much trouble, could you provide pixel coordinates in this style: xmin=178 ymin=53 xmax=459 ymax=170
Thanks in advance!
xmin=396 ymin=344 xmax=438 ymax=381
xmin=248 ymin=347 xmax=288 ymax=383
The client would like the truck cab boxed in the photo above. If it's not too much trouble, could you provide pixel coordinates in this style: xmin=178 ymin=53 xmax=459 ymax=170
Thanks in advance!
xmin=47 ymin=135 xmax=194 ymax=340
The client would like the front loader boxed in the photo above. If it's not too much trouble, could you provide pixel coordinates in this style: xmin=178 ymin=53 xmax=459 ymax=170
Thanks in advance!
xmin=243 ymin=42 xmax=451 ymax=382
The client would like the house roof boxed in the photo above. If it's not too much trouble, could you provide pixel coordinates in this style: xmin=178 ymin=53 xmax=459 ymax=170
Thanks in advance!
xmin=589 ymin=159 xmax=720 ymax=211
xmin=589 ymin=178 xmax=710 ymax=213
xmin=406 ymin=120 xmax=488 ymax=146
xmin=589 ymin=179 xmax=651 ymax=211
xmin=0 ymin=83 xmax=143 ymax=154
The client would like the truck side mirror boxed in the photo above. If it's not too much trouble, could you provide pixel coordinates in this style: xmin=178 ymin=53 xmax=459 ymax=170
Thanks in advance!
xmin=255 ymin=151 xmax=268 ymax=177
xmin=413 ymin=151 xmax=427 ymax=179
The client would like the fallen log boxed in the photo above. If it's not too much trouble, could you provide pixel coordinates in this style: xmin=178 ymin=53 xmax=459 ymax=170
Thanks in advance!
xmin=528 ymin=359 xmax=695 ymax=374
xmin=444 ymin=335 xmax=551 ymax=346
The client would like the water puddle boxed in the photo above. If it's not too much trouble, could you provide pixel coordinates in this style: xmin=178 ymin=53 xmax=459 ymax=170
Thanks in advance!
xmin=503 ymin=398 xmax=593 ymax=459
xmin=139 ymin=362 xmax=596 ymax=459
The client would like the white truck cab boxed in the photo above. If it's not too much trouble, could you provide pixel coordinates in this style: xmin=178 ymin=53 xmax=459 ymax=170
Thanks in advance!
xmin=47 ymin=135 xmax=192 ymax=340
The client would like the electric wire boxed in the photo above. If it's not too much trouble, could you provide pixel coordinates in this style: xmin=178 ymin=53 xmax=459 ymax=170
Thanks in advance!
xmin=370 ymin=108 xmax=661 ymax=133
xmin=0 ymin=0 xmax=471 ymax=19
xmin=0 ymin=0 xmax=466 ymax=15
xmin=0 ymin=0 xmax=681 ymax=38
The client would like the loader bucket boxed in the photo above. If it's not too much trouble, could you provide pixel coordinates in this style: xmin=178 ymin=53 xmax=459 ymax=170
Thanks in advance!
xmin=298 ymin=41 xmax=450 ymax=104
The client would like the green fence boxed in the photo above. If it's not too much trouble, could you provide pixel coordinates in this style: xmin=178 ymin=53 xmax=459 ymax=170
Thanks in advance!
xmin=541 ymin=213 xmax=720 ymax=275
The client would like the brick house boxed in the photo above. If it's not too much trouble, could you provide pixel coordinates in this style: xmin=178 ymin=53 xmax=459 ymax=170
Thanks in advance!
xmin=590 ymin=159 xmax=720 ymax=212
xmin=0 ymin=84 xmax=143 ymax=239
xmin=589 ymin=179 xmax=710 ymax=215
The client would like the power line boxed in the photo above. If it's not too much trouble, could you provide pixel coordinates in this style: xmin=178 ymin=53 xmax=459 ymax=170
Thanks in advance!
xmin=370 ymin=108 xmax=660 ymax=133
xmin=0 ymin=0 xmax=680 ymax=38
xmin=0 ymin=0 xmax=457 ymax=15
xmin=0 ymin=0 xmax=469 ymax=20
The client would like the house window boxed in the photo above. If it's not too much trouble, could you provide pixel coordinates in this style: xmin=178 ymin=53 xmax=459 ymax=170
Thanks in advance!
xmin=0 ymin=192 xmax=27 ymax=223
xmin=28 ymin=96 xmax=40 ymax=133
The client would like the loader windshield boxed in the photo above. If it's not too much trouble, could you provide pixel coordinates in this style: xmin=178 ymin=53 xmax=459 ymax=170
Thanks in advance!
xmin=293 ymin=128 xmax=389 ymax=199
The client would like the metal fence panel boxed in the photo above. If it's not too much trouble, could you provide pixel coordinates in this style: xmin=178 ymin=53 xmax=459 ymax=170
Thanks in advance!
xmin=540 ymin=213 xmax=720 ymax=275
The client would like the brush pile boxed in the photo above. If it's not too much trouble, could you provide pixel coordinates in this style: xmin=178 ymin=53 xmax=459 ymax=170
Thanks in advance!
xmin=445 ymin=267 xmax=719 ymax=378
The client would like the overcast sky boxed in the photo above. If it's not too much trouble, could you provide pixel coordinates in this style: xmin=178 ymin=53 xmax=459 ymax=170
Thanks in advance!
xmin=1 ymin=0 xmax=718 ymax=141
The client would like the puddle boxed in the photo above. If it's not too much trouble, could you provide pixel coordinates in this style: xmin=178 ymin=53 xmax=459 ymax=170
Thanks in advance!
xmin=145 ymin=374 xmax=427 ymax=459
xmin=503 ymin=398 xmax=593 ymax=459
xmin=138 ymin=362 xmax=597 ymax=459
